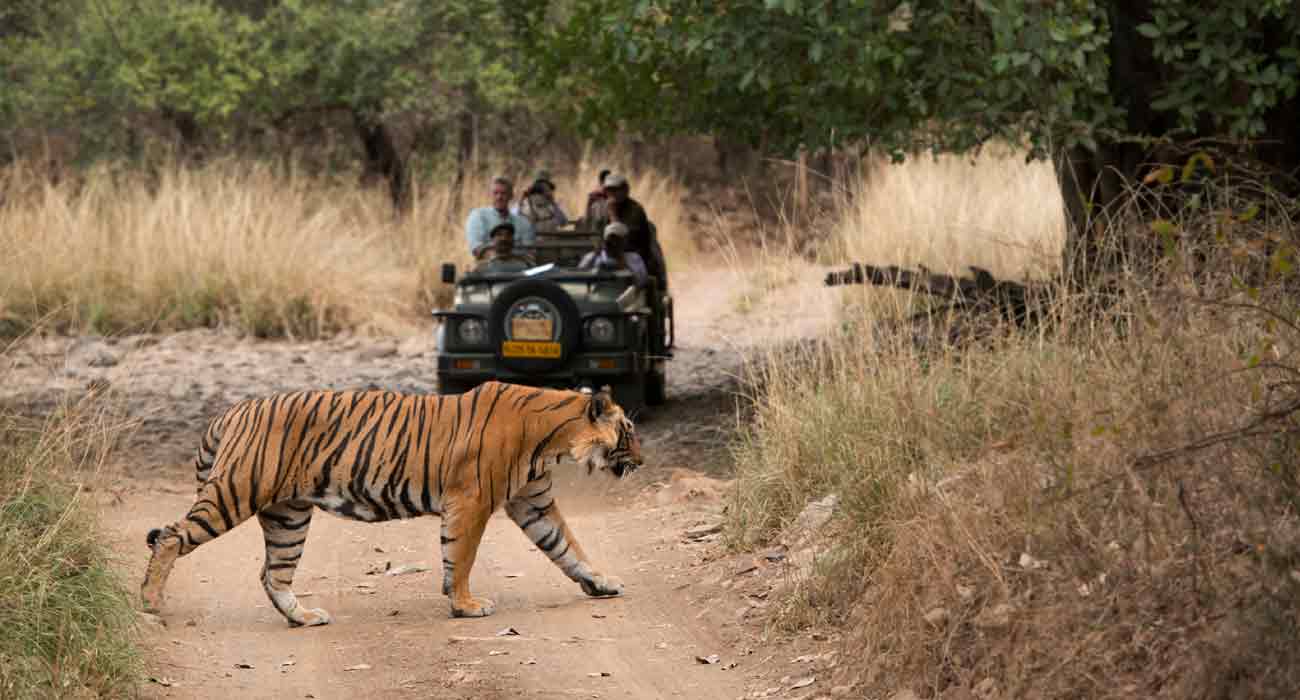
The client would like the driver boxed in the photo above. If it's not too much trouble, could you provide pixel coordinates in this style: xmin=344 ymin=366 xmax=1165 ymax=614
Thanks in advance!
xmin=474 ymin=221 xmax=535 ymax=273
xmin=578 ymin=222 xmax=648 ymax=284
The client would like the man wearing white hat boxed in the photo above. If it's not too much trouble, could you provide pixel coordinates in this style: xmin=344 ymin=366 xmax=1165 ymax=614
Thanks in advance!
xmin=578 ymin=222 xmax=648 ymax=284
xmin=587 ymin=172 xmax=668 ymax=289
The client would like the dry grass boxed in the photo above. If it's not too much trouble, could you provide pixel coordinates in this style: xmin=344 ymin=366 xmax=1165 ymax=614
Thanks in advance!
xmin=0 ymin=154 xmax=695 ymax=338
xmin=730 ymin=152 xmax=1300 ymax=698
xmin=0 ymin=344 xmax=142 ymax=698
xmin=835 ymin=147 xmax=1065 ymax=279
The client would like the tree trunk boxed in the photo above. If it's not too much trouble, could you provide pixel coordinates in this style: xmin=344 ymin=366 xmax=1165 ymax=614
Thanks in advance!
xmin=454 ymin=82 xmax=480 ymax=204
xmin=162 ymin=107 xmax=204 ymax=162
xmin=1056 ymin=0 xmax=1300 ymax=288
xmin=352 ymin=107 xmax=408 ymax=213
xmin=1055 ymin=0 xmax=1162 ymax=287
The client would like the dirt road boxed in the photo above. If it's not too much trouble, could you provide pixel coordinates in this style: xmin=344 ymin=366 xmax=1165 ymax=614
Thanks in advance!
xmin=5 ymin=264 xmax=840 ymax=699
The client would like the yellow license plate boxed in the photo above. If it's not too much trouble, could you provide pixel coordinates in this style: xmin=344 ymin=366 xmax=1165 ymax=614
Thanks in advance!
xmin=502 ymin=341 xmax=562 ymax=359
xmin=511 ymin=317 xmax=553 ymax=340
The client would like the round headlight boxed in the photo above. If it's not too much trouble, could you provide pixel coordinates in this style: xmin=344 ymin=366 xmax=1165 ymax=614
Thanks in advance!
xmin=457 ymin=318 xmax=487 ymax=345
xmin=588 ymin=317 xmax=616 ymax=343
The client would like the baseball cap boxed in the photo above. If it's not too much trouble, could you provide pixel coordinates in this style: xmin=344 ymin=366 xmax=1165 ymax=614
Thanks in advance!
xmin=602 ymin=173 xmax=628 ymax=189
xmin=603 ymin=222 xmax=630 ymax=239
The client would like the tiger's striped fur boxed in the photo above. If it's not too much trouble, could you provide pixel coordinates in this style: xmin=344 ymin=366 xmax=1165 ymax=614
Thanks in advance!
xmin=140 ymin=381 xmax=641 ymax=625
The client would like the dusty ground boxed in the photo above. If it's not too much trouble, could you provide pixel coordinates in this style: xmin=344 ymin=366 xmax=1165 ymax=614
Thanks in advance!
xmin=2 ymin=263 xmax=847 ymax=700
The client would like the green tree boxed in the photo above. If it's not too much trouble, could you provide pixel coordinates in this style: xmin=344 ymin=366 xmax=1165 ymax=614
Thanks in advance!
xmin=535 ymin=0 xmax=1300 ymax=280
xmin=1 ymin=0 xmax=540 ymax=207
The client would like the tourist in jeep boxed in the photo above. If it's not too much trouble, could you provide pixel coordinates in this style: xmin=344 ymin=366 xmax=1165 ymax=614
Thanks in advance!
xmin=513 ymin=170 xmax=568 ymax=234
xmin=584 ymin=168 xmax=612 ymax=221
xmin=586 ymin=172 xmax=668 ymax=289
xmin=474 ymin=221 xmax=535 ymax=273
xmin=578 ymin=222 xmax=648 ymax=284
xmin=465 ymin=175 xmax=535 ymax=259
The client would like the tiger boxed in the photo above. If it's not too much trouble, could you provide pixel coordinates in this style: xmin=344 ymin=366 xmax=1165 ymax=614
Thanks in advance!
xmin=140 ymin=381 xmax=641 ymax=626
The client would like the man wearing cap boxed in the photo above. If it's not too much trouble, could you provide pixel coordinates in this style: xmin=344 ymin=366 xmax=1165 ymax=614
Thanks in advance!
xmin=578 ymin=222 xmax=648 ymax=284
xmin=513 ymin=169 xmax=568 ymax=234
xmin=587 ymin=172 xmax=668 ymax=289
xmin=474 ymin=221 xmax=536 ymax=273
xmin=465 ymin=175 xmax=536 ymax=259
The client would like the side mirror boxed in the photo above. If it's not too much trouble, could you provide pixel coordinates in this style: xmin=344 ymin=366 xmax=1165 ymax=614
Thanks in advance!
xmin=441 ymin=263 xmax=456 ymax=285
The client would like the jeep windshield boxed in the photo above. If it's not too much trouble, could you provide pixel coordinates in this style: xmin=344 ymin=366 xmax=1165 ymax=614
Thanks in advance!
xmin=453 ymin=269 xmax=644 ymax=308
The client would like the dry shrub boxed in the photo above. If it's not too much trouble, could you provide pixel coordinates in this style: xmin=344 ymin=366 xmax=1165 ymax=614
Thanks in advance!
xmin=0 ymin=153 xmax=695 ymax=338
xmin=732 ymin=154 xmax=1300 ymax=698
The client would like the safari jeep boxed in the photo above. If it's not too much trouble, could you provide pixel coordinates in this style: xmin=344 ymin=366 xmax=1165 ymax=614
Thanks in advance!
xmin=431 ymin=225 xmax=673 ymax=413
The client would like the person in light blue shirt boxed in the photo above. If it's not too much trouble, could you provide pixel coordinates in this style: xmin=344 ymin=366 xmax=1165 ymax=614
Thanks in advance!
xmin=465 ymin=176 xmax=535 ymax=259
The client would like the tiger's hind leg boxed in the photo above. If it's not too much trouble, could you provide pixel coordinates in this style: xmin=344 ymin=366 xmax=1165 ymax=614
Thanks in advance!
xmin=141 ymin=482 xmax=249 ymax=613
xmin=505 ymin=475 xmax=624 ymax=599
xmin=258 ymin=501 xmax=331 ymax=627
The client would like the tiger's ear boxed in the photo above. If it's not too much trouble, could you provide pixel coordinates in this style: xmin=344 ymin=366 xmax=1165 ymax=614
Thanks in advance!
xmin=586 ymin=385 xmax=614 ymax=422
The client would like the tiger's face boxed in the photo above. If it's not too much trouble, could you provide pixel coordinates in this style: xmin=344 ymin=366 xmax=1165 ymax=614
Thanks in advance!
xmin=605 ymin=413 xmax=642 ymax=478
xmin=574 ymin=389 xmax=643 ymax=478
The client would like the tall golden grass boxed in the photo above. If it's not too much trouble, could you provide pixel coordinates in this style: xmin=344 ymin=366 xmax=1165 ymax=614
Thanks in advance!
xmin=0 ymin=156 xmax=695 ymax=338
xmin=731 ymin=152 xmax=1300 ymax=698
xmin=835 ymin=147 xmax=1065 ymax=279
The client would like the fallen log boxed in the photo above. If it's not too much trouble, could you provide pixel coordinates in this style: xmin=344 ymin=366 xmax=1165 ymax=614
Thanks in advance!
xmin=824 ymin=262 xmax=1045 ymax=327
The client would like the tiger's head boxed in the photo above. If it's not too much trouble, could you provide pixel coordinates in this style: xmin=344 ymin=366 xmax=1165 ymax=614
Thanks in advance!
xmin=571 ymin=386 xmax=642 ymax=478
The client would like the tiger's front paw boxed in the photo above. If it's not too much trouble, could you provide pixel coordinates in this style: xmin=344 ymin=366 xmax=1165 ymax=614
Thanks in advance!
xmin=289 ymin=607 xmax=333 ymax=627
xmin=579 ymin=573 xmax=624 ymax=598
xmin=450 ymin=596 xmax=497 ymax=618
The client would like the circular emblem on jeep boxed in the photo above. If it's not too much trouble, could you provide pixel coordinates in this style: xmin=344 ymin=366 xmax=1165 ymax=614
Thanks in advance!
xmin=504 ymin=297 xmax=561 ymax=342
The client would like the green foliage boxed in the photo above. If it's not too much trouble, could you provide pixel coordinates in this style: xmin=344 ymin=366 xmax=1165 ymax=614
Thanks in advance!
xmin=1138 ymin=1 xmax=1300 ymax=138
xmin=0 ymin=0 xmax=540 ymax=157
xmin=534 ymin=1 xmax=1299 ymax=160
xmin=0 ymin=411 xmax=140 ymax=699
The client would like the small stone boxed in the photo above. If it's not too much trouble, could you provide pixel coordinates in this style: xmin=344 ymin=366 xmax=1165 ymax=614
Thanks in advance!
xmin=923 ymin=607 xmax=950 ymax=627
xmin=1018 ymin=552 xmax=1047 ymax=570
xmin=385 ymin=564 xmax=430 ymax=577
xmin=87 ymin=350 xmax=119 ymax=368
xmin=683 ymin=522 xmax=724 ymax=541
xmin=974 ymin=603 xmax=1013 ymax=629
xmin=137 ymin=611 xmax=166 ymax=628
xmin=356 ymin=343 xmax=398 ymax=361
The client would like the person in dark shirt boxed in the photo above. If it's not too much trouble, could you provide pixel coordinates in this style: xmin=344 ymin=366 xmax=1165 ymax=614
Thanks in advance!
xmin=474 ymin=221 xmax=535 ymax=273
xmin=587 ymin=172 xmax=668 ymax=289
xmin=584 ymin=168 xmax=612 ymax=222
